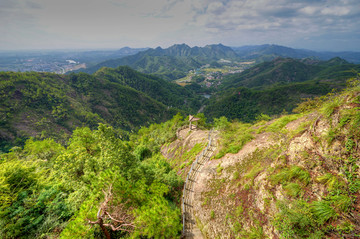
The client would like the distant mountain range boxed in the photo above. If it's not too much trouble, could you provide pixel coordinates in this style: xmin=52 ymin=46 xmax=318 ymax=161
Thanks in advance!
xmin=78 ymin=43 xmax=360 ymax=80
xmin=232 ymin=44 xmax=360 ymax=63
xmin=79 ymin=44 xmax=238 ymax=80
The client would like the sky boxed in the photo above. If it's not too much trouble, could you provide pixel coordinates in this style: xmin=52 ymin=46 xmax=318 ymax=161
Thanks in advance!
xmin=1 ymin=0 xmax=360 ymax=51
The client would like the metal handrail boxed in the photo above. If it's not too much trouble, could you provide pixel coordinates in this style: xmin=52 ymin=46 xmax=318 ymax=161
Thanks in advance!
xmin=182 ymin=129 xmax=214 ymax=236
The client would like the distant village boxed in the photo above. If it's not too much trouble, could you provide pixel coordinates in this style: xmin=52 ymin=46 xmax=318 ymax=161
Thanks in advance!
xmin=177 ymin=59 xmax=255 ymax=87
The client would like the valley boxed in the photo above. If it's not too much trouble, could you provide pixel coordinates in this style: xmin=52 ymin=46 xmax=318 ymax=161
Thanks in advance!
xmin=3 ymin=0 xmax=360 ymax=237
xmin=175 ymin=61 xmax=255 ymax=86
xmin=0 ymin=43 xmax=360 ymax=239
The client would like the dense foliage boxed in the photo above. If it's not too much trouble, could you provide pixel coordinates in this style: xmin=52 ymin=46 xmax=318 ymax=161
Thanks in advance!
xmin=0 ymin=114 xmax=187 ymax=238
xmin=0 ymin=69 xmax=203 ymax=152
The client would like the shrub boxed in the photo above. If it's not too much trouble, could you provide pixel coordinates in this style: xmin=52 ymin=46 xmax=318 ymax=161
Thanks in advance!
xmin=317 ymin=173 xmax=342 ymax=191
xmin=271 ymin=166 xmax=310 ymax=185
xmin=213 ymin=116 xmax=230 ymax=130
xmin=274 ymin=200 xmax=319 ymax=238
xmin=330 ymin=195 xmax=353 ymax=213
xmin=310 ymin=200 xmax=337 ymax=225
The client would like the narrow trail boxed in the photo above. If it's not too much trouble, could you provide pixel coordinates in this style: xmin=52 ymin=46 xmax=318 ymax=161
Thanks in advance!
xmin=182 ymin=130 xmax=216 ymax=238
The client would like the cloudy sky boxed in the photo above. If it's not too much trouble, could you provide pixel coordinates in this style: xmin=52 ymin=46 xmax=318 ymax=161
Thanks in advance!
xmin=1 ymin=0 xmax=360 ymax=51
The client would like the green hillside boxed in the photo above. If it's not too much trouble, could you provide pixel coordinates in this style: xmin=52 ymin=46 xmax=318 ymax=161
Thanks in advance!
xmin=204 ymin=80 xmax=345 ymax=122
xmin=89 ymin=55 xmax=202 ymax=81
xmin=0 ymin=70 xmax=197 ymax=152
xmin=94 ymin=66 xmax=202 ymax=111
xmin=204 ymin=57 xmax=360 ymax=122
xmin=221 ymin=57 xmax=360 ymax=90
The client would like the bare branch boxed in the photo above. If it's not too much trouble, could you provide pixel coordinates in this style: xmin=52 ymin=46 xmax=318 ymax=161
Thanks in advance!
xmin=88 ymin=184 xmax=135 ymax=236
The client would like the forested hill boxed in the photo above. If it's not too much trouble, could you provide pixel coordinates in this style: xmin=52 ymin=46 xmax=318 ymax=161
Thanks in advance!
xmin=79 ymin=44 xmax=238 ymax=80
xmin=0 ymin=69 xmax=200 ymax=152
xmin=204 ymin=57 xmax=360 ymax=122
xmin=94 ymin=66 xmax=201 ymax=110
xmin=221 ymin=57 xmax=360 ymax=90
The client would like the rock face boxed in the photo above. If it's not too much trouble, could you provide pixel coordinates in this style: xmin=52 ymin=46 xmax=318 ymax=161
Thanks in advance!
xmin=193 ymin=130 xmax=279 ymax=238
xmin=193 ymin=97 xmax=360 ymax=238
xmin=171 ymin=87 xmax=360 ymax=238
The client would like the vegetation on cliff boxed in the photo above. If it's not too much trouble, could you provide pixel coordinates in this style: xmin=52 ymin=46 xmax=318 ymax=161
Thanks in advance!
xmin=192 ymin=78 xmax=360 ymax=238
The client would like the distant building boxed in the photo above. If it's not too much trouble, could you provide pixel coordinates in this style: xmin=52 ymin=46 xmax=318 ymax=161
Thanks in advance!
xmin=66 ymin=60 xmax=77 ymax=64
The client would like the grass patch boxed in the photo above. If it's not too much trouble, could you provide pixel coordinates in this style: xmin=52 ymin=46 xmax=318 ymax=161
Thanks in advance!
xmin=202 ymin=197 xmax=210 ymax=206
xmin=235 ymin=204 xmax=244 ymax=217
xmin=271 ymin=165 xmax=311 ymax=186
xmin=215 ymin=122 xmax=254 ymax=158
xmin=274 ymin=200 xmax=324 ymax=238
xmin=174 ymin=142 xmax=205 ymax=170
xmin=232 ymin=171 xmax=240 ymax=180
xmin=242 ymin=225 xmax=265 ymax=239
xmin=310 ymin=200 xmax=337 ymax=225
xmin=336 ymin=220 xmax=355 ymax=235
xmin=283 ymin=183 xmax=302 ymax=197
xmin=316 ymin=173 xmax=344 ymax=191
xmin=330 ymin=194 xmax=353 ymax=213
xmin=210 ymin=210 xmax=215 ymax=220
xmin=262 ymin=114 xmax=301 ymax=133
xmin=216 ymin=163 xmax=224 ymax=175
xmin=244 ymin=163 xmax=263 ymax=185
xmin=321 ymin=97 xmax=343 ymax=118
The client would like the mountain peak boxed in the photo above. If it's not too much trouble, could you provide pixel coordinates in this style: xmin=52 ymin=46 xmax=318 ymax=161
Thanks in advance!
xmin=205 ymin=43 xmax=229 ymax=49
xmin=327 ymin=57 xmax=349 ymax=65
xmin=170 ymin=43 xmax=191 ymax=48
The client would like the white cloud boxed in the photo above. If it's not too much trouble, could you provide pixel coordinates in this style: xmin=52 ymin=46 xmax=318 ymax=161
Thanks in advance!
xmin=321 ymin=6 xmax=350 ymax=16
xmin=207 ymin=2 xmax=225 ymax=14
xmin=1 ymin=0 xmax=359 ymax=50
